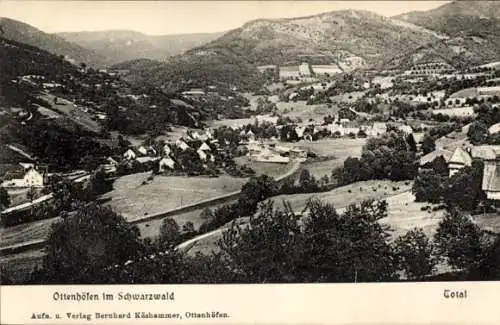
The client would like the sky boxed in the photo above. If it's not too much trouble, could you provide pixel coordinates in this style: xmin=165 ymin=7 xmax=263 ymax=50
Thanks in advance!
xmin=0 ymin=1 xmax=451 ymax=35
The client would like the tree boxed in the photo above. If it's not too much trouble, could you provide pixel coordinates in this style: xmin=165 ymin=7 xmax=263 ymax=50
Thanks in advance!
xmin=237 ymin=175 xmax=279 ymax=215
xmin=158 ymin=218 xmax=181 ymax=248
xmin=219 ymin=199 xmax=397 ymax=283
xmin=27 ymin=186 xmax=37 ymax=203
xmin=182 ymin=221 xmax=195 ymax=234
xmin=39 ymin=203 xmax=145 ymax=283
xmin=298 ymin=169 xmax=319 ymax=193
xmin=219 ymin=201 xmax=305 ymax=283
xmin=444 ymin=160 xmax=485 ymax=211
xmin=421 ymin=134 xmax=436 ymax=155
xmin=406 ymin=134 xmax=417 ymax=152
xmin=467 ymin=121 xmax=489 ymax=145
xmin=0 ymin=187 xmax=10 ymax=211
xmin=80 ymin=154 xmax=100 ymax=172
xmin=467 ymin=235 xmax=500 ymax=281
xmin=412 ymin=171 xmax=446 ymax=203
xmin=393 ymin=228 xmax=437 ymax=279
xmin=433 ymin=208 xmax=486 ymax=271
xmin=200 ymin=207 xmax=214 ymax=220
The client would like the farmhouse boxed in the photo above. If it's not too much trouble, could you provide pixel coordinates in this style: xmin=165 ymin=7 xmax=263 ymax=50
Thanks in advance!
xmin=252 ymin=149 xmax=290 ymax=164
xmin=477 ymin=86 xmax=500 ymax=96
xmin=482 ymin=162 xmax=500 ymax=201
xmin=419 ymin=149 xmax=454 ymax=169
xmin=176 ymin=139 xmax=190 ymax=151
xmin=279 ymin=66 xmax=301 ymax=80
xmin=398 ymin=125 xmax=413 ymax=134
xmin=257 ymin=65 xmax=277 ymax=73
xmin=489 ymin=123 xmax=500 ymax=135
xmin=299 ymin=63 xmax=312 ymax=77
xmin=1 ymin=165 xmax=44 ymax=188
xmin=158 ymin=157 xmax=175 ymax=172
xmin=448 ymin=147 xmax=472 ymax=177
xmin=311 ymin=64 xmax=343 ymax=76
xmin=182 ymin=89 xmax=205 ymax=96
xmin=123 ymin=149 xmax=137 ymax=160
xmin=198 ymin=142 xmax=211 ymax=152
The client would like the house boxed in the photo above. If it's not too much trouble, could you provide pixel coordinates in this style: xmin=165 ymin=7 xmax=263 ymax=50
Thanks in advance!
xmin=299 ymin=63 xmax=311 ymax=77
xmin=289 ymin=147 xmax=307 ymax=162
xmin=247 ymin=143 xmax=263 ymax=156
xmin=279 ymin=66 xmax=301 ymax=80
xmin=158 ymin=157 xmax=175 ymax=172
xmin=398 ymin=125 xmax=413 ymax=134
xmin=182 ymin=89 xmax=205 ymax=96
xmin=311 ymin=64 xmax=343 ymax=76
xmin=163 ymin=144 xmax=172 ymax=156
xmin=176 ymin=139 xmax=190 ymax=151
xmin=136 ymin=156 xmax=160 ymax=165
xmin=253 ymin=149 xmax=290 ymax=164
xmin=107 ymin=157 xmax=119 ymax=166
xmin=1 ymin=165 xmax=44 ymax=188
xmin=295 ymin=126 xmax=306 ymax=139
xmin=246 ymin=130 xmax=256 ymax=141
xmin=482 ymin=161 xmax=500 ymax=201
xmin=448 ymin=147 xmax=472 ymax=177
xmin=488 ymin=123 xmax=500 ymax=135
xmin=419 ymin=149 xmax=454 ymax=168
xmin=199 ymin=142 xmax=211 ymax=152
xmin=197 ymin=149 xmax=208 ymax=161
xmin=369 ymin=122 xmax=387 ymax=137
xmin=138 ymin=146 xmax=148 ymax=156
xmin=471 ymin=145 xmax=500 ymax=161
xmin=123 ymin=149 xmax=137 ymax=160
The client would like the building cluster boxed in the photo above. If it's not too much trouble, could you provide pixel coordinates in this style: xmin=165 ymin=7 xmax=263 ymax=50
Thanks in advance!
xmin=121 ymin=129 xmax=217 ymax=173
xmin=272 ymin=62 xmax=345 ymax=81
xmin=0 ymin=163 xmax=45 ymax=188
xmin=419 ymin=145 xmax=500 ymax=201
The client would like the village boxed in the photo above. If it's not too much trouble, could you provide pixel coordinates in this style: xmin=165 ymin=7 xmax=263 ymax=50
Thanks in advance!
xmin=1 ymin=0 xmax=500 ymax=285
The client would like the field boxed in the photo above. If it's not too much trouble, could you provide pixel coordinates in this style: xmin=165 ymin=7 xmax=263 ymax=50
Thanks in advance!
xmin=449 ymin=87 xmax=478 ymax=98
xmin=380 ymin=191 xmax=446 ymax=240
xmin=209 ymin=117 xmax=256 ymax=129
xmin=297 ymin=138 xmax=366 ymax=178
xmin=432 ymin=106 xmax=475 ymax=117
xmin=0 ymin=217 xmax=61 ymax=248
xmin=234 ymin=156 xmax=295 ymax=178
xmin=104 ymin=173 xmax=248 ymax=221
xmin=266 ymin=180 xmax=412 ymax=212
xmin=136 ymin=202 xmax=229 ymax=239
xmin=0 ymin=249 xmax=45 ymax=282
xmin=185 ymin=180 xmax=417 ymax=256
xmin=39 ymin=94 xmax=102 ymax=134
xmin=330 ymin=91 xmax=366 ymax=104
xmin=276 ymin=101 xmax=340 ymax=123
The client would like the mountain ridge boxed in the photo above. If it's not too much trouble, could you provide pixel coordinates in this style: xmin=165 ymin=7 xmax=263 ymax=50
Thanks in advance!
xmin=0 ymin=17 xmax=109 ymax=67
xmin=56 ymin=30 xmax=225 ymax=64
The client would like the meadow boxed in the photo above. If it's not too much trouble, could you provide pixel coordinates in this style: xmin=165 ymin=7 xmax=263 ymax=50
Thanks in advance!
xmin=104 ymin=173 xmax=248 ymax=222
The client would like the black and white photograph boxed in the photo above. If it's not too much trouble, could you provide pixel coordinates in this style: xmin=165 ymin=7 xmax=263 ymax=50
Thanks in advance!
xmin=0 ymin=0 xmax=499 ymax=287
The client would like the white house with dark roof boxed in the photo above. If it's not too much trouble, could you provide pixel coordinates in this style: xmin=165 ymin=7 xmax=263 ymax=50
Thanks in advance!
xmin=199 ymin=142 xmax=211 ymax=152
xmin=1 ymin=165 xmax=44 ymax=188
xmin=123 ymin=149 xmax=137 ymax=160
xmin=163 ymin=144 xmax=172 ymax=156
xmin=176 ymin=139 xmax=190 ymax=151
xmin=448 ymin=147 xmax=472 ymax=177
xmin=138 ymin=146 xmax=148 ymax=156
xmin=159 ymin=157 xmax=175 ymax=172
